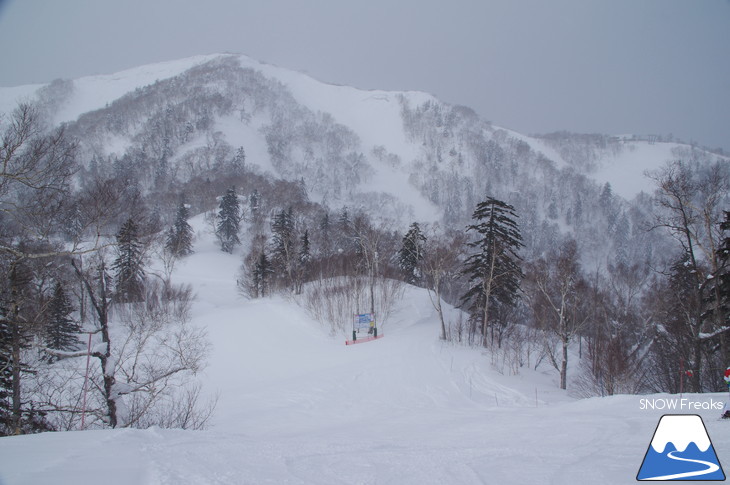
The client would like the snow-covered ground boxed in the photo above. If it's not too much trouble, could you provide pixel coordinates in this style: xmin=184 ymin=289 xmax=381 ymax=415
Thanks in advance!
xmin=2 ymin=218 xmax=729 ymax=485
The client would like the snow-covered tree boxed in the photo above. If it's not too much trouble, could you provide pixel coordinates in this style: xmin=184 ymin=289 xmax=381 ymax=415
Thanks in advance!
xmin=648 ymin=159 xmax=730 ymax=390
xmin=398 ymin=222 xmax=426 ymax=285
xmin=231 ymin=146 xmax=246 ymax=172
xmin=295 ymin=229 xmax=311 ymax=294
xmin=421 ymin=228 xmax=464 ymax=340
xmin=336 ymin=206 xmax=353 ymax=253
xmin=270 ymin=207 xmax=296 ymax=291
xmin=525 ymin=239 xmax=590 ymax=390
xmin=252 ymin=252 xmax=273 ymax=298
xmin=43 ymin=282 xmax=81 ymax=359
xmin=318 ymin=211 xmax=333 ymax=258
xmin=249 ymin=189 xmax=261 ymax=218
xmin=705 ymin=211 xmax=730 ymax=351
xmin=461 ymin=196 xmax=524 ymax=348
xmin=216 ymin=187 xmax=241 ymax=253
xmin=112 ymin=218 xmax=146 ymax=302
xmin=166 ymin=201 xmax=194 ymax=258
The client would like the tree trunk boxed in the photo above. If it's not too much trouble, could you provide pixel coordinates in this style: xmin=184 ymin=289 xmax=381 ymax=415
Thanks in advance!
xmin=438 ymin=301 xmax=447 ymax=340
xmin=561 ymin=335 xmax=568 ymax=390
xmin=482 ymin=268 xmax=494 ymax=348
xmin=10 ymin=319 xmax=21 ymax=435
xmin=431 ymin=281 xmax=447 ymax=341
xmin=9 ymin=262 xmax=22 ymax=435
xmin=73 ymin=259 xmax=118 ymax=428
xmin=692 ymin=337 xmax=702 ymax=393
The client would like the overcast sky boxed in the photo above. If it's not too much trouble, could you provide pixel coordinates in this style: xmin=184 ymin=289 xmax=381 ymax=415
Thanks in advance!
xmin=0 ymin=0 xmax=728 ymax=151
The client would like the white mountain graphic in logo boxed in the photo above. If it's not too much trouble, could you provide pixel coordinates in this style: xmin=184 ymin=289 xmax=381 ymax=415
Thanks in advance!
xmin=637 ymin=414 xmax=725 ymax=481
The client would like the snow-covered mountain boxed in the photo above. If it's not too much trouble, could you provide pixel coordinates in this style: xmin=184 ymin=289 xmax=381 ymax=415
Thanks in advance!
xmin=2 ymin=56 xmax=729 ymax=483
xmin=0 ymin=53 xmax=724 ymax=266
xmin=650 ymin=415 xmax=712 ymax=453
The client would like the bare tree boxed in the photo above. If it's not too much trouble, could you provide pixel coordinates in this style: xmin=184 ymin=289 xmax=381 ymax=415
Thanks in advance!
xmin=351 ymin=214 xmax=389 ymax=318
xmin=421 ymin=226 xmax=464 ymax=340
xmin=647 ymin=159 xmax=730 ymax=390
xmin=525 ymin=239 xmax=590 ymax=390
xmin=49 ymin=263 xmax=211 ymax=429
xmin=0 ymin=103 xmax=84 ymax=435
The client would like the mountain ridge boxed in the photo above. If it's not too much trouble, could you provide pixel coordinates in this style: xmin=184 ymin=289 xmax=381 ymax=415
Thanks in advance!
xmin=0 ymin=52 xmax=724 ymax=269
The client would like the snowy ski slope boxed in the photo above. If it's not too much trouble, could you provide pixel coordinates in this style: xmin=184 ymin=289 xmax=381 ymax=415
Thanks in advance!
xmin=1 ymin=218 xmax=729 ymax=484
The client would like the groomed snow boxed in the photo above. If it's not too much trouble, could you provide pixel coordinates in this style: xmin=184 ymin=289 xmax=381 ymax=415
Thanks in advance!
xmin=1 ymin=216 xmax=729 ymax=484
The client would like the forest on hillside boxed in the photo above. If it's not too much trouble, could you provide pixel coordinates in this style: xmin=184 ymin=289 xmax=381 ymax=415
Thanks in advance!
xmin=1 ymin=59 xmax=729 ymax=437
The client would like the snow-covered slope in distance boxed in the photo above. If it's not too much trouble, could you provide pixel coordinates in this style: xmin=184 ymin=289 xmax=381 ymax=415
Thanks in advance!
xmin=0 ymin=215 xmax=729 ymax=484
xmin=0 ymin=84 xmax=44 ymax=119
xmin=0 ymin=54 xmax=224 ymax=125
xmin=0 ymin=52 xmax=705 ymax=202
xmin=1 ymin=52 xmax=726 ymax=272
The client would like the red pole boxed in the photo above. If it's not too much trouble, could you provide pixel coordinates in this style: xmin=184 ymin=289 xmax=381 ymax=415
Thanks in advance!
xmin=81 ymin=332 xmax=92 ymax=429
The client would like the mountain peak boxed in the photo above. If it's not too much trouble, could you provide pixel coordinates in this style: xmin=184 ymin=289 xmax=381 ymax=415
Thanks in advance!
xmin=650 ymin=415 xmax=712 ymax=453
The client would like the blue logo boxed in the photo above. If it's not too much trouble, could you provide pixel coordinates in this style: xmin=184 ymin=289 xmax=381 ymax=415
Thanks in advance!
xmin=637 ymin=414 xmax=725 ymax=481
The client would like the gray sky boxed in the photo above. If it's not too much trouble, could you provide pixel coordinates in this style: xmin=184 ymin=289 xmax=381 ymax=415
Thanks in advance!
xmin=0 ymin=0 xmax=728 ymax=151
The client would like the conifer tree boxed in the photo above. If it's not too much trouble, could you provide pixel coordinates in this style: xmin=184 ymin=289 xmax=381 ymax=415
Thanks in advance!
xmin=398 ymin=222 xmax=426 ymax=285
xmin=336 ymin=206 xmax=353 ymax=253
xmin=270 ymin=208 xmax=295 ymax=290
xmin=231 ymin=146 xmax=246 ymax=172
xmin=319 ymin=212 xmax=332 ymax=258
xmin=461 ymin=197 xmax=524 ymax=347
xmin=216 ymin=187 xmax=241 ymax=253
xmin=113 ymin=218 xmax=146 ymax=302
xmin=44 ymin=282 xmax=81 ymax=359
xmin=295 ymin=229 xmax=311 ymax=294
xmin=166 ymin=201 xmax=194 ymax=257
xmin=249 ymin=189 xmax=261 ymax=219
xmin=252 ymin=252 xmax=273 ymax=298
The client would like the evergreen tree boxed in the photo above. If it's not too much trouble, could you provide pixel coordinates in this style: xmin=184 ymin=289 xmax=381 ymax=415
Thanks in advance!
xmin=270 ymin=208 xmax=295 ymax=290
xmin=44 ymin=282 xmax=81 ymax=359
xmin=398 ymin=222 xmax=426 ymax=285
xmin=166 ymin=200 xmax=194 ymax=257
xmin=649 ymin=253 xmax=703 ymax=393
xmin=252 ymin=252 xmax=273 ymax=298
xmin=336 ymin=206 xmax=353 ymax=253
xmin=231 ymin=146 xmax=246 ymax=172
xmin=319 ymin=212 xmax=332 ymax=257
xmin=461 ymin=196 xmax=524 ymax=347
xmin=112 ymin=218 xmax=146 ymax=302
xmin=216 ymin=187 xmax=241 ymax=253
xmin=249 ymin=189 xmax=261 ymax=219
xmin=295 ymin=229 xmax=312 ymax=294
